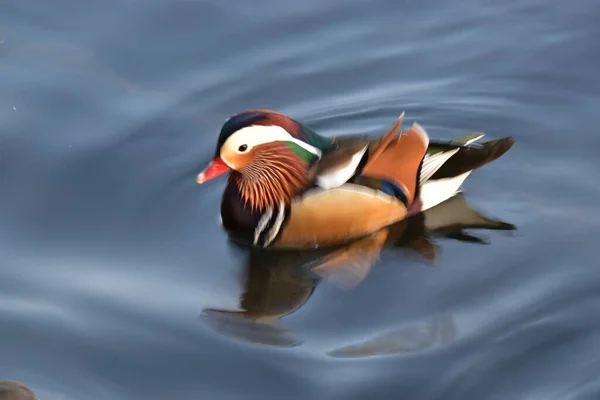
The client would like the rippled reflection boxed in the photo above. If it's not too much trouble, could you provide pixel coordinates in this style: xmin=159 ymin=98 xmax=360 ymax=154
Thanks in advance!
xmin=202 ymin=194 xmax=515 ymax=348
xmin=327 ymin=314 xmax=456 ymax=358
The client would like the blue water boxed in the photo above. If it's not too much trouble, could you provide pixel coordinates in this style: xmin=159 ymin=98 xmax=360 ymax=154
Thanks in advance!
xmin=1 ymin=0 xmax=600 ymax=399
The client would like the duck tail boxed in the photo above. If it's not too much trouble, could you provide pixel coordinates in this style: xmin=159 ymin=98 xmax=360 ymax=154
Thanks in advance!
xmin=430 ymin=136 xmax=515 ymax=180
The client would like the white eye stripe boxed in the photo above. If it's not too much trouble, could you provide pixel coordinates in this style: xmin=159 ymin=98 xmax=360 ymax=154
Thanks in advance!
xmin=223 ymin=125 xmax=322 ymax=157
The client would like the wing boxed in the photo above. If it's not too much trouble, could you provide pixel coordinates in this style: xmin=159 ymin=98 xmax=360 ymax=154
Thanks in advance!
xmin=429 ymin=136 xmax=514 ymax=180
xmin=313 ymin=113 xmax=433 ymax=194
xmin=361 ymin=114 xmax=429 ymax=205
xmin=314 ymin=138 xmax=370 ymax=189
xmin=420 ymin=133 xmax=485 ymax=183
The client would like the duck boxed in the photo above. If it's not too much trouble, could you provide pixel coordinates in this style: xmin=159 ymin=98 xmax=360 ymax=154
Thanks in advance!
xmin=196 ymin=109 xmax=514 ymax=249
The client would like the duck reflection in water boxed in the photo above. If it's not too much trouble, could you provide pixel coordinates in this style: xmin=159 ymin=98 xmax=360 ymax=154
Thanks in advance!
xmin=201 ymin=194 xmax=515 ymax=352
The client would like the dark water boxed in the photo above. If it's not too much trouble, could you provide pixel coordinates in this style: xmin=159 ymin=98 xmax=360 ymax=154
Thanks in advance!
xmin=1 ymin=0 xmax=599 ymax=399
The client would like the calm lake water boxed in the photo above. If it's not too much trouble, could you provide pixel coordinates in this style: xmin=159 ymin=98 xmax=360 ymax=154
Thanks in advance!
xmin=1 ymin=0 xmax=600 ymax=399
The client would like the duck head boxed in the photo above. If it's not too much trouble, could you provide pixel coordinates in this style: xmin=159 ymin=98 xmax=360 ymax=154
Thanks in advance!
xmin=197 ymin=110 xmax=335 ymax=210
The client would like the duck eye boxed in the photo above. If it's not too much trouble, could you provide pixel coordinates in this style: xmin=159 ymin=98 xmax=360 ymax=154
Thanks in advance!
xmin=238 ymin=144 xmax=248 ymax=152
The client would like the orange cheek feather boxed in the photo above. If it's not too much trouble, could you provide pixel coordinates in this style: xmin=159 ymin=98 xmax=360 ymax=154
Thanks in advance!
xmin=221 ymin=147 xmax=252 ymax=171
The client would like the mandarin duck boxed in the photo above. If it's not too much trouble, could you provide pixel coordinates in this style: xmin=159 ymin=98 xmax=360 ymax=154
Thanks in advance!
xmin=197 ymin=110 xmax=514 ymax=249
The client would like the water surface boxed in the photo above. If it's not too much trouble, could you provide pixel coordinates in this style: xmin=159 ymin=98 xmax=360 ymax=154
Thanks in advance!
xmin=1 ymin=0 xmax=600 ymax=399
